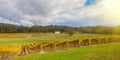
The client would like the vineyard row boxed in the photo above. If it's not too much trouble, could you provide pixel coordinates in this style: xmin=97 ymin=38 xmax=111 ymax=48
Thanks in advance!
xmin=1 ymin=36 xmax=120 ymax=60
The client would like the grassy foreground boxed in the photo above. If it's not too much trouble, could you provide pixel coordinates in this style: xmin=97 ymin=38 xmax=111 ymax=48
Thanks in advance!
xmin=0 ymin=33 xmax=106 ymax=45
xmin=14 ymin=43 xmax=120 ymax=60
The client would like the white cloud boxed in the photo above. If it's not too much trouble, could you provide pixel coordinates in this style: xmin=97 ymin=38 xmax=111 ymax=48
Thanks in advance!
xmin=0 ymin=0 xmax=86 ymax=26
xmin=0 ymin=0 xmax=120 ymax=26
xmin=52 ymin=0 xmax=120 ymax=26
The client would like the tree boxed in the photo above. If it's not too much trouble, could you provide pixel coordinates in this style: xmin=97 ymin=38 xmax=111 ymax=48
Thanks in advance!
xmin=17 ymin=25 xmax=29 ymax=33
xmin=30 ymin=25 xmax=42 ymax=33
xmin=66 ymin=28 xmax=75 ymax=36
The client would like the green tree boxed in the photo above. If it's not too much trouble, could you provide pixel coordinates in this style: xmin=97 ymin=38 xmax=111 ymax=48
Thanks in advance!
xmin=66 ymin=28 xmax=75 ymax=36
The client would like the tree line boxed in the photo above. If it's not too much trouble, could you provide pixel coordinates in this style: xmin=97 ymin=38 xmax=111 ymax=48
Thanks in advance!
xmin=0 ymin=24 xmax=120 ymax=35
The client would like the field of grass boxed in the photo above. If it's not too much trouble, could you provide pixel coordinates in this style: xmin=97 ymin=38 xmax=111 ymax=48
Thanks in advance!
xmin=0 ymin=33 xmax=107 ymax=45
xmin=14 ymin=42 xmax=120 ymax=60
xmin=0 ymin=33 xmax=119 ymax=60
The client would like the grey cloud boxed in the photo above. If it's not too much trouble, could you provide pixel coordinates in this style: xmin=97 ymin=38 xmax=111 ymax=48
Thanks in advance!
xmin=0 ymin=0 xmax=85 ymax=25
xmin=15 ymin=0 xmax=85 ymax=16
xmin=0 ymin=0 xmax=118 ymax=26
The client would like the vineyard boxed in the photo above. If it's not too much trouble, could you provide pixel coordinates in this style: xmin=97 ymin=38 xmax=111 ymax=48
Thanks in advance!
xmin=0 ymin=34 xmax=9 ymax=38
xmin=0 ymin=35 xmax=120 ymax=60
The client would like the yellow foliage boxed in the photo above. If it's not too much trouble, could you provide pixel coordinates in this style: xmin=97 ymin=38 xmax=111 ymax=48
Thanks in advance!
xmin=0 ymin=34 xmax=9 ymax=38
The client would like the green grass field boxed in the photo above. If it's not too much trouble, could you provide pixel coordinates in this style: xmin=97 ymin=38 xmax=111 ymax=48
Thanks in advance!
xmin=0 ymin=33 xmax=120 ymax=60
xmin=14 ymin=42 xmax=120 ymax=60
xmin=0 ymin=33 xmax=108 ymax=45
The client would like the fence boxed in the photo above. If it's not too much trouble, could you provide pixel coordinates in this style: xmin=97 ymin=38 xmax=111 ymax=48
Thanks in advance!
xmin=0 ymin=36 xmax=120 ymax=60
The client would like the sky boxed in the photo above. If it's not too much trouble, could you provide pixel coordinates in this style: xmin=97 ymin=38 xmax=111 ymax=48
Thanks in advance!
xmin=0 ymin=0 xmax=120 ymax=26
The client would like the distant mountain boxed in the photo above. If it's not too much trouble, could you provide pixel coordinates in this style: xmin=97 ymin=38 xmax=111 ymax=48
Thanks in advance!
xmin=0 ymin=23 xmax=18 ymax=26
xmin=0 ymin=23 xmax=8 ymax=25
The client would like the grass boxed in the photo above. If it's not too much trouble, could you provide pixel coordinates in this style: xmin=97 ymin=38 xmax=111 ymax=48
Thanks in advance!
xmin=0 ymin=33 xmax=119 ymax=60
xmin=0 ymin=40 xmax=49 ymax=45
xmin=0 ymin=33 xmax=107 ymax=45
xmin=14 ymin=42 xmax=120 ymax=60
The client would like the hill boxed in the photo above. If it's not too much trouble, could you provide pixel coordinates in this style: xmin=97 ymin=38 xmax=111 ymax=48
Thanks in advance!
xmin=0 ymin=23 xmax=18 ymax=26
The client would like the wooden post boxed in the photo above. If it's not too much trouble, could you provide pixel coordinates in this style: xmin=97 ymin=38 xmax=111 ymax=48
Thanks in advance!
xmin=40 ymin=44 xmax=43 ymax=53
xmin=67 ymin=41 xmax=69 ymax=49
xmin=54 ymin=43 xmax=56 ymax=51
xmin=96 ymin=39 xmax=99 ymax=44
xmin=78 ymin=40 xmax=81 ymax=47
xmin=98 ymin=38 xmax=100 ymax=44
xmin=88 ymin=39 xmax=91 ymax=45
xmin=24 ymin=45 xmax=29 ymax=55
xmin=19 ymin=45 xmax=27 ymax=56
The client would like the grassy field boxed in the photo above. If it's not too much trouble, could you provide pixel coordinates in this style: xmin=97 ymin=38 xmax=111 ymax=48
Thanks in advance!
xmin=0 ymin=33 xmax=119 ymax=60
xmin=14 ymin=42 xmax=120 ymax=60
xmin=0 ymin=33 xmax=107 ymax=45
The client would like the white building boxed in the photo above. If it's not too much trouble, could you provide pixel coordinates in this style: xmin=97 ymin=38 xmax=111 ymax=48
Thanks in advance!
xmin=55 ymin=31 xmax=60 ymax=34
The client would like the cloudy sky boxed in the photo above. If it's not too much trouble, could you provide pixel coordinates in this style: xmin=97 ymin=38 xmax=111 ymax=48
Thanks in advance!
xmin=0 ymin=0 xmax=120 ymax=26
